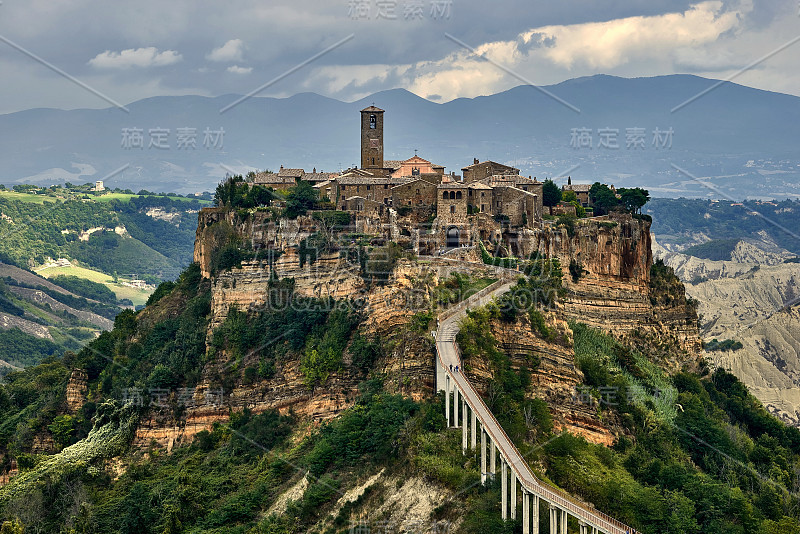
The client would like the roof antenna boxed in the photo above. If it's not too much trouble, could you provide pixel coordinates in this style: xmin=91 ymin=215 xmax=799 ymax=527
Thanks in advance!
xmin=414 ymin=148 xmax=418 ymax=156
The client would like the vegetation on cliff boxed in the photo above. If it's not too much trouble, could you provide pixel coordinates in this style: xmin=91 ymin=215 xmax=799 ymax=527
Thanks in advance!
xmin=3 ymin=217 xmax=800 ymax=533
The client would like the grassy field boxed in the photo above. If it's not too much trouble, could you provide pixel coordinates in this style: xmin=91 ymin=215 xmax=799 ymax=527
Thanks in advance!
xmin=36 ymin=264 xmax=154 ymax=307
xmin=0 ymin=190 xmax=59 ymax=204
xmin=0 ymin=189 xmax=210 ymax=205
xmin=92 ymin=192 xmax=211 ymax=204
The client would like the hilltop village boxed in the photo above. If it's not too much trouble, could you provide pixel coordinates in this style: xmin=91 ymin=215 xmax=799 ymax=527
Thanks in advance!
xmin=15 ymin=105 xmax=800 ymax=534
xmin=236 ymin=105 xmax=635 ymax=257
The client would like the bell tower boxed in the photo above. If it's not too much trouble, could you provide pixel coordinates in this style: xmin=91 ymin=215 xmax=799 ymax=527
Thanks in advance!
xmin=360 ymin=105 xmax=384 ymax=173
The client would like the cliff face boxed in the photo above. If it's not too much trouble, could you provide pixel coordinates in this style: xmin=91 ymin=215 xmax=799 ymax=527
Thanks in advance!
xmin=133 ymin=210 xmax=700 ymax=452
xmin=466 ymin=315 xmax=619 ymax=446
xmin=540 ymin=214 xmax=699 ymax=366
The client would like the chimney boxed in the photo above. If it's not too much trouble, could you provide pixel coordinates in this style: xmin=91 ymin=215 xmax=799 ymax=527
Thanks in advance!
xmin=280 ymin=165 xmax=284 ymax=170
xmin=474 ymin=158 xmax=479 ymax=165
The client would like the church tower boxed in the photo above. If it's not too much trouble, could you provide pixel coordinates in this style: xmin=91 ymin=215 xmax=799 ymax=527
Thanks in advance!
xmin=360 ymin=105 xmax=384 ymax=173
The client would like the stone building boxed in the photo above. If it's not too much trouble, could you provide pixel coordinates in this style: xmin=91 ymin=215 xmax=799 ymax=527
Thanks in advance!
xmin=433 ymin=173 xmax=543 ymax=247
xmin=342 ymin=196 xmax=386 ymax=217
xmin=390 ymin=155 xmax=445 ymax=180
xmin=551 ymin=202 xmax=577 ymax=216
xmin=252 ymin=167 xmax=336 ymax=190
xmin=252 ymin=172 xmax=298 ymax=190
xmin=562 ymin=176 xmax=592 ymax=207
xmin=391 ymin=177 xmax=438 ymax=208
xmin=461 ymin=159 xmax=519 ymax=183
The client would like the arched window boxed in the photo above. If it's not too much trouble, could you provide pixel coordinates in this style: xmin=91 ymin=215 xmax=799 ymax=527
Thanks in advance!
xmin=449 ymin=191 xmax=455 ymax=200
xmin=442 ymin=191 xmax=448 ymax=200
xmin=456 ymin=191 xmax=462 ymax=200
xmin=369 ymin=114 xmax=376 ymax=129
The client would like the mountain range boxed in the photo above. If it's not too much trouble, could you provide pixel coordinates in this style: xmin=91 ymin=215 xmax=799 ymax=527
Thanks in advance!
xmin=2 ymin=74 xmax=799 ymax=199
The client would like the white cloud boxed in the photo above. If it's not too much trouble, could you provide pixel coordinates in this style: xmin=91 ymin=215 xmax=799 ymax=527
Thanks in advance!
xmin=227 ymin=65 xmax=253 ymax=74
xmin=89 ymin=47 xmax=182 ymax=69
xmin=525 ymin=1 xmax=742 ymax=70
xmin=306 ymin=0 xmax=754 ymax=102
xmin=207 ymin=39 xmax=245 ymax=62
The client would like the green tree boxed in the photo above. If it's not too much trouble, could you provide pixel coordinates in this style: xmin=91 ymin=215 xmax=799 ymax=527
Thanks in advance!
xmin=283 ymin=180 xmax=318 ymax=218
xmin=542 ymin=179 xmax=562 ymax=207
xmin=214 ymin=175 xmax=247 ymax=207
xmin=0 ymin=519 xmax=24 ymax=534
xmin=589 ymin=182 xmax=620 ymax=216
xmin=47 ymin=415 xmax=76 ymax=448
xmin=562 ymin=190 xmax=578 ymax=203
xmin=618 ymin=187 xmax=650 ymax=214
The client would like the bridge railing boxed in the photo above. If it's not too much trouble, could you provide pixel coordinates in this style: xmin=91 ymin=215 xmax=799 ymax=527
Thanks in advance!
xmin=436 ymin=279 xmax=635 ymax=534
xmin=437 ymin=276 xmax=518 ymax=324
xmin=446 ymin=345 xmax=632 ymax=534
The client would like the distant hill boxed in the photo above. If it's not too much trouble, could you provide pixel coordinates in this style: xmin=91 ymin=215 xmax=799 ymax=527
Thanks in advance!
xmin=0 ymin=262 xmax=121 ymax=371
xmin=0 ymin=189 xmax=207 ymax=283
xmin=646 ymin=198 xmax=800 ymax=255
xmin=1 ymin=74 xmax=798 ymax=199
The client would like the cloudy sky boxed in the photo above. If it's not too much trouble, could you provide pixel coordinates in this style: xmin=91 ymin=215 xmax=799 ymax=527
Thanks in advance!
xmin=0 ymin=0 xmax=798 ymax=114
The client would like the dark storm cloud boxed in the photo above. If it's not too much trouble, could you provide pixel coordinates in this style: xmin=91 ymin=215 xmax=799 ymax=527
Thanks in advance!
xmin=0 ymin=0 xmax=698 ymax=111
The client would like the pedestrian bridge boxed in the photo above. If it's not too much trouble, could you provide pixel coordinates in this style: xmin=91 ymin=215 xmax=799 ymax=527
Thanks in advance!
xmin=435 ymin=277 xmax=635 ymax=534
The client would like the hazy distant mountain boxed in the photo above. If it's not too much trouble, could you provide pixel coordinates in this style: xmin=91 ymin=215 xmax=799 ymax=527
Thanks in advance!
xmin=2 ymin=74 xmax=799 ymax=198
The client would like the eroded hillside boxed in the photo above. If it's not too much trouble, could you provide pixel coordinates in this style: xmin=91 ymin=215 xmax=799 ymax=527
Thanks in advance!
xmin=654 ymin=235 xmax=800 ymax=425
xmin=3 ymin=209 xmax=800 ymax=533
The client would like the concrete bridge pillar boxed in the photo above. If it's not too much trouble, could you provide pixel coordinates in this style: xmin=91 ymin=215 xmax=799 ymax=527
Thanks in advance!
xmin=470 ymin=405 xmax=477 ymax=450
xmin=549 ymin=505 xmax=556 ymax=534
xmin=480 ymin=427 xmax=487 ymax=485
xmin=445 ymin=376 xmax=450 ymax=427
xmin=490 ymin=440 xmax=496 ymax=480
xmin=453 ymin=387 xmax=459 ymax=427
xmin=501 ymin=460 xmax=508 ymax=521
xmin=559 ymin=510 xmax=567 ymax=534
xmin=462 ymin=400 xmax=468 ymax=454
xmin=578 ymin=522 xmax=589 ymax=534
xmin=510 ymin=472 xmax=517 ymax=520
xmin=532 ymin=495 xmax=539 ymax=534
xmin=523 ymin=491 xmax=529 ymax=534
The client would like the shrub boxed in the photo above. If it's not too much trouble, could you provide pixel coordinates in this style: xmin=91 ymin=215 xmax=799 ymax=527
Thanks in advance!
xmin=569 ymin=259 xmax=585 ymax=283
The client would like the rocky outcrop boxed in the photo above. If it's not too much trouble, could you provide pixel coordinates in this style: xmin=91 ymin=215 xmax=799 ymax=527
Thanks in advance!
xmin=65 ymin=369 xmax=88 ymax=413
xmin=208 ymin=251 xmax=366 ymax=334
xmin=134 ymin=210 xmax=698 ymax=454
xmin=528 ymin=215 xmax=700 ymax=364
xmin=463 ymin=313 xmax=619 ymax=447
